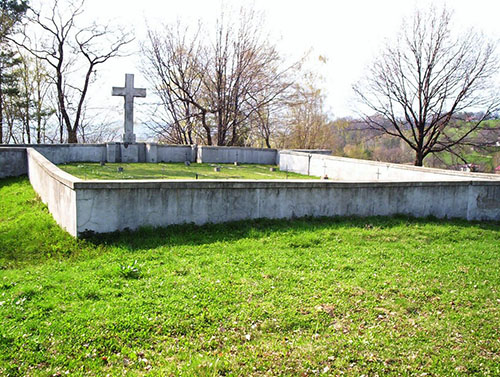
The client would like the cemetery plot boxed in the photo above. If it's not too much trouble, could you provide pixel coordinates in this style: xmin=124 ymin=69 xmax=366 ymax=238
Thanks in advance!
xmin=58 ymin=162 xmax=318 ymax=180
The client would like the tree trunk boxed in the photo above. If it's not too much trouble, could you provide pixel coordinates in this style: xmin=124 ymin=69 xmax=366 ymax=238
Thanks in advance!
xmin=37 ymin=116 xmax=41 ymax=143
xmin=0 ymin=91 xmax=3 ymax=144
xmin=0 ymin=68 xmax=3 ymax=144
xmin=265 ymin=136 xmax=271 ymax=148
xmin=67 ymin=129 xmax=78 ymax=143
xmin=59 ymin=112 xmax=63 ymax=143
xmin=201 ymin=112 xmax=212 ymax=145
xmin=414 ymin=150 xmax=424 ymax=166
xmin=25 ymin=102 xmax=31 ymax=144
xmin=36 ymin=80 xmax=42 ymax=143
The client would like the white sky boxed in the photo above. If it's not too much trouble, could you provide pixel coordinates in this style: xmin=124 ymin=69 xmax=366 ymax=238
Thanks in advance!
xmin=80 ymin=0 xmax=500 ymax=122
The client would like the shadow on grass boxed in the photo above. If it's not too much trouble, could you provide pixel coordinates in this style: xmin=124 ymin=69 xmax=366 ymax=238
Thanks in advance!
xmin=0 ymin=175 xmax=25 ymax=188
xmin=83 ymin=214 xmax=500 ymax=252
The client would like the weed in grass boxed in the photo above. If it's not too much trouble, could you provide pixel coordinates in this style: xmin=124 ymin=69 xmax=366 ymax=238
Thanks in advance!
xmin=119 ymin=260 xmax=142 ymax=279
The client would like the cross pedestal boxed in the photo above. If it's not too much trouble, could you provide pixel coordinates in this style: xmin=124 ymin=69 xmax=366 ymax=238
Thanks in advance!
xmin=112 ymin=73 xmax=146 ymax=143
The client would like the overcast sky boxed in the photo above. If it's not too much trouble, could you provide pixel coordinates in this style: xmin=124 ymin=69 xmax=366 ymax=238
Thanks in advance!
xmin=79 ymin=0 xmax=500 ymax=122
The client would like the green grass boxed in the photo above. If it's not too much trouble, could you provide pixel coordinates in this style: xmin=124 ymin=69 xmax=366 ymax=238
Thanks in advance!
xmin=433 ymin=119 xmax=500 ymax=171
xmin=58 ymin=162 xmax=316 ymax=180
xmin=434 ymin=145 xmax=499 ymax=169
xmin=1 ymin=177 xmax=499 ymax=376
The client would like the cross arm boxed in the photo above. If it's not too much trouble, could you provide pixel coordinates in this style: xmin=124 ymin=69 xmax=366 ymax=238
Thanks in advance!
xmin=133 ymin=88 xmax=147 ymax=98
xmin=112 ymin=87 xmax=126 ymax=96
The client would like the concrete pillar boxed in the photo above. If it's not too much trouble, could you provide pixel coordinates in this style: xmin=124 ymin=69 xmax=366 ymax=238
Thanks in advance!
xmin=120 ymin=143 xmax=140 ymax=163
xmin=197 ymin=145 xmax=203 ymax=163
xmin=191 ymin=145 xmax=198 ymax=162
xmin=106 ymin=143 xmax=121 ymax=163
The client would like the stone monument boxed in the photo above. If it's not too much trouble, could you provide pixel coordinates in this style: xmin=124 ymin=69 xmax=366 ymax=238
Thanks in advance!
xmin=112 ymin=73 xmax=146 ymax=143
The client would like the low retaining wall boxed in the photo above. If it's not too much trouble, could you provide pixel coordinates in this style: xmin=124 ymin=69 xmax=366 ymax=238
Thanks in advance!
xmin=156 ymin=144 xmax=197 ymax=163
xmin=73 ymin=179 xmax=499 ymax=235
xmin=1 ymin=144 xmax=106 ymax=178
xmin=197 ymin=146 xmax=277 ymax=164
xmin=279 ymin=150 xmax=500 ymax=182
xmin=0 ymin=147 xmax=27 ymax=178
xmin=36 ymin=144 xmax=107 ymax=164
xmin=1 ymin=143 xmax=193 ymax=178
xmin=27 ymin=149 xmax=79 ymax=236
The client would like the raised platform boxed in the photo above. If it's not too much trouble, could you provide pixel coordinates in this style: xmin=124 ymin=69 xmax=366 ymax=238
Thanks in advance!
xmin=20 ymin=147 xmax=500 ymax=237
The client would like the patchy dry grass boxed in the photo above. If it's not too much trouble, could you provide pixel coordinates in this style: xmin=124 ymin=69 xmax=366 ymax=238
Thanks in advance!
xmin=0 ymin=176 xmax=499 ymax=376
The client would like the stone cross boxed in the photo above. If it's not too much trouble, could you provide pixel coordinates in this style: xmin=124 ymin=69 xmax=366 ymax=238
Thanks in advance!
xmin=112 ymin=73 xmax=146 ymax=143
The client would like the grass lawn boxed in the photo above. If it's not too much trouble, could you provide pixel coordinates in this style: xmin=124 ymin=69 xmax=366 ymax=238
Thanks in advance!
xmin=1 ymin=176 xmax=499 ymax=376
xmin=58 ymin=162 xmax=316 ymax=180
xmin=433 ymin=119 xmax=500 ymax=172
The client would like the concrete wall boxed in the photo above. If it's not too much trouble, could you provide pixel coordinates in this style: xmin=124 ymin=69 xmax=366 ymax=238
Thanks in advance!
xmin=279 ymin=150 xmax=500 ymax=182
xmin=0 ymin=147 xmax=27 ymax=178
xmin=37 ymin=144 xmax=107 ymax=164
xmin=197 ymin=146 xmax=277 ymax=164
xmin=156 ymin=144 xmax=197 ymax=163
xmin=1 ymin=144 xmax=107 ymax=178
xmin=73 ymin=179 xmax=499 ymax=235
xmin=27 ymin=149 xmax=79 ymax=236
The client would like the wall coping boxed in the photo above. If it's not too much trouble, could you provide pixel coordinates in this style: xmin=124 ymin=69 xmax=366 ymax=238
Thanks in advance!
xmin=71 ymin=179 xmax=499 ymax=190
xmin=0 ymin=146 xmax=30 ymax=151
xmin=152 ymin=144 xmax=194 ymax=148
xmin=0 ymin=143 xmax=193 ymax=149
xmin=1 ymin=143 xmax=107 ymax=148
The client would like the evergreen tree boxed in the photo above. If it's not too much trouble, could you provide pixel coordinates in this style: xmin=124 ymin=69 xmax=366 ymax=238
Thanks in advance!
xmin=0 ymin=47 xmax=21 ymax=142
xmin=0 ymin=0 xmax=28 ymax=143
xmin=0 ymin=0 xmax=27 ymax=40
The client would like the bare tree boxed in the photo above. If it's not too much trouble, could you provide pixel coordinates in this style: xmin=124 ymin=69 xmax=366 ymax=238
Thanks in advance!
xmin=29 ymin=53 xmax=54 ymax=143
xmin=249 ymin=99 xmax=284 ymax=148
xmin=3 ymin=92 xmax=21 ymax=142
xmin=206 ymin=8 xmax=296 ymax=146
xmin=12 ymin=51 xmax=54 ymax=144
xmin=78 ymin=111 xmax=120 ymax=144
xmin=353 ymin=7 xmax=500 ymax=166
xmin=10 ymin=0 xmax=132 ymax=143
xmin=142 ymin=22 xmax=207 ymax=145
xmin=280 ymin=71 xmax=333 ymax=149
xmin=141 ymin=7 xmax=296 ymax=146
